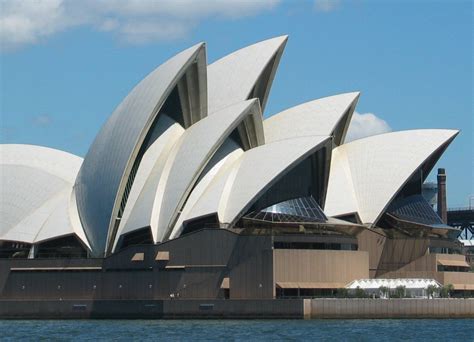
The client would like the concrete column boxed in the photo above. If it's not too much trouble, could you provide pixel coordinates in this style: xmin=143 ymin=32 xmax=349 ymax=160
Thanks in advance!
xmin=437 ymin=168 xmax=447 ymax=223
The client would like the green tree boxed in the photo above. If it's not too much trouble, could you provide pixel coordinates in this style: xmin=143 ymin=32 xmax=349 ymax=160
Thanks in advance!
xmin=379 ymin=286 xmax=390 ymax=298
xmin=426 ymin=285 xmax=438 ymax=299
xmin=393 ymin=285 xmax=406 ymax=298
xmin=354 ymin=286 xmax=367 ymax=298
xmin=336 ymin=288 xmax=349 ymax=298
xmin=440 ymin=284 xmax=454 ymax=298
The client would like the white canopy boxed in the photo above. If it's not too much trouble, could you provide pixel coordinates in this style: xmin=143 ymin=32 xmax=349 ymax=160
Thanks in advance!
xmin=346 ymin=278 xmax=441 ymax=290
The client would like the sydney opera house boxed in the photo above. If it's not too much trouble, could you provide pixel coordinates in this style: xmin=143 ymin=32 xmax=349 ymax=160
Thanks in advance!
xmin=1 ymin=36 xmax=473 ymax=308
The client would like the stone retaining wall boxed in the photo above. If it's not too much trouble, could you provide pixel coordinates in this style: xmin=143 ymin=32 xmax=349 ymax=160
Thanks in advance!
xmin=307 ymin=298 xmax=474 ymax=318
xmin=1 ymin=298 xmax=473 ymax=319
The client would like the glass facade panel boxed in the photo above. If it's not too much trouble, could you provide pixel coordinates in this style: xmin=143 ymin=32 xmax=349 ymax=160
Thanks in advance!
xmin=387 ymin=194 xmax=444 ymax=226
xmin=244 ymin=196 xmax=327 ymax=223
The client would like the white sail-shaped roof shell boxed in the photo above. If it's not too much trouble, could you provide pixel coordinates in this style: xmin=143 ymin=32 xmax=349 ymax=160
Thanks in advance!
xmin=154 ymin=99 xmax=263 ymax=241
xmin=264 ymin=92 xmax=360 ymax=145
xmin=325 ymin=129 xmax=459 ymax=226
xmin=112 ymin=115 xmax=185 ymax=249
xmin=207 ymin=35 xmax=287 ymax=115
xmin=178 ymin=135 xmax=331 ymax=229
xmin=0 ymin=145 xmax=89 ymax=248
xmin=74 ymin=43 xmax=207 ymax=256
xmin=169 ymin=139 xmax=244 ymax=240
xmin=114 ymin=99 xmax=263 ymax=247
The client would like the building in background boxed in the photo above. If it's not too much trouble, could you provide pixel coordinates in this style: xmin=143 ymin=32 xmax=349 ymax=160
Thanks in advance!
xmin=448 ymin=204 xmax=474 ymax=269
xmin=422 ymin=182 xmax=438 ymax=210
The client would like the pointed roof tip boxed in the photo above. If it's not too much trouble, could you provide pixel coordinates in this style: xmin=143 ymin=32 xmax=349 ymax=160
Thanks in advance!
xmin=207 ymin=35 xmax=288 ymax=115
xmin=189 ymin=41 xmax=206 ymax=54
xmin=262 ymin=34 xmax=289 ymax=46
xmin=180 ymin=41 xmax=206 ymax=57
xmin=433 ymin=128 xmax=459 ymax=137
xmin=413 ymin=128 xmax=460 ymax=135
xmin=350 ymin=91 xmax=361 ymax=105
xmin=268 ymin=91 xmax=361 ymax=116
xmin=259 ymin=35 xmax=289 ymax=51
xmin=195 ymin=41 xmax=207 ymax=57
xmin=338 ymin=91 xmax=361 ymax=99
xmin=416 ymin=128 xmax=460 ymax=142
xmin=240 ymin=35 xmax=289 ymax=51
xmin=189 ymin=41 xmax=205 ymax=48
xmin=258 ymin=34 xmax=288 ymax=41
xmin=441 ymin=128 xmax=460 ymax=141
xmin=449 ymin=128 xmax=460 ymax=135
xmin=210 ymin=35 xmax=289 ymax=65
xmin=335 ymin=91 xmax=360 ymax=101
xmin=274 ymin=34 xmax=289 ymax=42
xmin=326 ymin=91 xmax=361 ymax=100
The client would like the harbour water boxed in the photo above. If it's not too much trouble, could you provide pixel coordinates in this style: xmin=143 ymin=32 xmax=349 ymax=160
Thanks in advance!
xmin=1 ymin=319 xmax=472 ymax=341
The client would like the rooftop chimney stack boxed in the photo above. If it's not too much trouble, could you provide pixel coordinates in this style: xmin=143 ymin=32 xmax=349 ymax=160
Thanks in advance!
xmin=437 ymin=168 xmax=447 ymax=223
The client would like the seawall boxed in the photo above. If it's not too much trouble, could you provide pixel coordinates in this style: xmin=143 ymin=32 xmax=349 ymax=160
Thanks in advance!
xmin=1 ymin=298 xmax=473 ymax=319
xmin=0 ymin=299 xmax=303 ymax=319
xmin=307 ymin=298 xmax=474 ymax=319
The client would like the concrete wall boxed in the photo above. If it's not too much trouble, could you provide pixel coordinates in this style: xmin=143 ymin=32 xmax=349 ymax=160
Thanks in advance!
xmin=1 ymin=230 xmax=370 ymax=301
xmin=273 ymin=249 xmax=369 ymax=286
xmin=381 ymin=253 xmax=474 ymax=289
xmin=442 ymin=272 xmax=474 ymax=290
xmin=309 ymin=298 xmax=474 ymax=318
xmin=357 ymin=228 xmax=466 ymax=279
xmin=1 ymin=298 xmax=472 ymax=319
xmin=376 ymin=237 xmax=430 ymax=277
xmin=0 ymin=299 xmax=304 ymax=319
xmin=0 ymin=229 xmax=274 ymax=301
xmin=357 ymin=229 xmax=387 ymax=277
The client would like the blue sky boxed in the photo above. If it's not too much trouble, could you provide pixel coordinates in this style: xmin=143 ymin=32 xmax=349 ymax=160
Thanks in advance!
xmin=0 ymin=0 xmax=472 ymax=207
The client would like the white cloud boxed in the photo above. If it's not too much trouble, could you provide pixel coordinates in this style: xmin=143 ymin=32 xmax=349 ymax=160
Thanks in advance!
xmin=119 ymin=20 xmax=191 ymax=44
xmin=314 ymin=0 xmax=341 ymax=12
xmin=0 ymin=0 xmax=73 ymax=51
xmin=344 ymin=111 xmax=392 ymax=143
xmin=0 ymin=0 xmax=280 ymax=51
